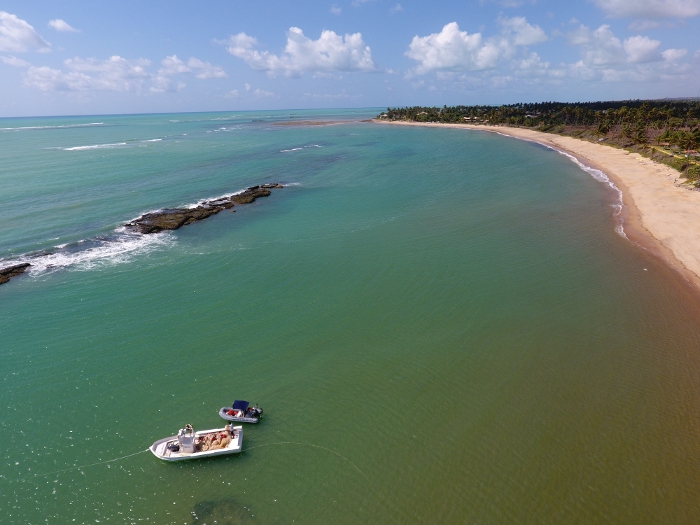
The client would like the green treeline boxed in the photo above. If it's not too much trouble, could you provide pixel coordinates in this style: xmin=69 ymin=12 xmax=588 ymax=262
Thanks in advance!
xmin=379 ymin=100 xmax=700 ymax=181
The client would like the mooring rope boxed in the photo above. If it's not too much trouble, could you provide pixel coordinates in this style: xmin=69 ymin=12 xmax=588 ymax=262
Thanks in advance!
xmin=32 ymin=449 xmax=150 ymax=478
xmin=242 ymin=441 xmax=372 ymax=485
xmin=26 ymin=441 xmax=370 ymax=485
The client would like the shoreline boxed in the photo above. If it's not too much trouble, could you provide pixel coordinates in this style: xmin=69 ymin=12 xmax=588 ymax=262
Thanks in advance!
xmin=374 ymin=120 xmax=700 ymax=291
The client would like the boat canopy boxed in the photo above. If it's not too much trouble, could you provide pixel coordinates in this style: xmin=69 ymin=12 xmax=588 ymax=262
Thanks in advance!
xmin=232 ymin=400 xmax=249 ymax=411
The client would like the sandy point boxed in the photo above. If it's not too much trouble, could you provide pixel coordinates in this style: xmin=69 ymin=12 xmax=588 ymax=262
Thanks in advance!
xmin=374 ymin=119 xmax=700 ymax=292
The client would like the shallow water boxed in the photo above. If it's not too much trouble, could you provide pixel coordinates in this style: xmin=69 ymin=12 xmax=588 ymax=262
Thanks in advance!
xmin=2 ymin=110 xmax=700 ymax=524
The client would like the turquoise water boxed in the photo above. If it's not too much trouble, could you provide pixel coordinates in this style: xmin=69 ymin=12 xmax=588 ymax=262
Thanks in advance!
xmin=2 ymin=110 xmax=700 ymax=524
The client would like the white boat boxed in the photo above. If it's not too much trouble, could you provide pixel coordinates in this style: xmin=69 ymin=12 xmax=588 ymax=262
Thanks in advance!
xmin=150 ymin=424 xmax=243 ymax=462
xmin=219 ymin=400 xmax=263 ymax=424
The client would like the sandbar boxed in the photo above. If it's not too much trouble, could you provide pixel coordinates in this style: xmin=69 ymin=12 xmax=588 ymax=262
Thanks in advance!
xmin=375 ymin=120 xmax=700 ymax=290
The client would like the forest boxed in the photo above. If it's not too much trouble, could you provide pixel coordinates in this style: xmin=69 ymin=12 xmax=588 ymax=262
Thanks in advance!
xmin=379 ymin=100 xmax=700 ymax=181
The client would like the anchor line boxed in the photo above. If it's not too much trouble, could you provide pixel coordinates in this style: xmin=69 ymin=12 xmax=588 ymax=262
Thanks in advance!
xmin=243 ymin=441 xmax=372 ymax=485
xmin=32 ymin=449 xmax=150 ymax=478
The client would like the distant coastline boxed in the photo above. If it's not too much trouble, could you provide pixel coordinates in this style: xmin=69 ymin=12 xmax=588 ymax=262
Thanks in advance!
xmin=374 ymin=119 xmax=700 ymax=291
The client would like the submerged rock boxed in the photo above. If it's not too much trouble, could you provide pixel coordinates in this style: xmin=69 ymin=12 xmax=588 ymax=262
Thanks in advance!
xmin=0 ymin=263 xmax=31 ymax=286
xmin=126 ymin=184 xmax=282 ymax=234
xmin=190 ymin=498 xmax=257 ymax=525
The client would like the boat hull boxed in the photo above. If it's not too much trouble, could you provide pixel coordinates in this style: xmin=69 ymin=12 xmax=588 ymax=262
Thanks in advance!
xmin=150 ymin=426 xmax=243 ymax=462
xmin=219 ymin=407 xmax=260 ymax=423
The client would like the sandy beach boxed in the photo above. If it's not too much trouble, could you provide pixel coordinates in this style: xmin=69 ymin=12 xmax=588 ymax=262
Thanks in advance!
xmin=375 ymin=120 xmax=700 ymax=290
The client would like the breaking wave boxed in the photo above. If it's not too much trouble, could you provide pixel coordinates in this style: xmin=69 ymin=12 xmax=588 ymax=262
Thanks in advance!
xmin=63 ymin=142 xmax=128 ymax=151
xmin=280 ymin=144 xmax=322 ymax=153
xmin=1 ymin=230 xmax=174 ymax=278
xmin=1 ymin=123 xmax=104 ymax=132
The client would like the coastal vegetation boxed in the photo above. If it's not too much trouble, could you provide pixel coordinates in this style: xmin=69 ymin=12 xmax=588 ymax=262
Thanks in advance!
xmin=379 ymin=100 xmax=700 ymax=185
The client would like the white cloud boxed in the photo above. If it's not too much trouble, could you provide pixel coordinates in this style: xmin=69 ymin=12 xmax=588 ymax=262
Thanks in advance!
xmin=479 ymin=0 xmax=526 ymax=6
xmin=0 ymin=11 xmax=50 ymax=52
xmin=405 ymin=23 xmax=499 ymax=74
xmin=245 ymin=83 xmax=251 ymax=90
xmin=662 ymin=48 xmax=688 ymax=61
xmin=224 ymin=89 xmax=239 ymax=98
xmin=254 ymin=88 xmax=274 ymax=98
xmin=569 ymin=24 xmax=671 ymax=65
xmin=499 ymin=16 xmax=547 ymax=45
xmin=187 ymin=57 xmax=226 ymax=79
xmin=390 ymin=3 xmax=404 ymax=14
xmin=1 ymin=54 xmax=30 ymax=67
xmin=25 ymin=56 xmax=151 ymax=91
xmin=151 ymin=55 xmax=189 ymax=92
xmin=592 ymin=0 xmax=700 ymax=19
xmin=22 ymin=53 xmax=225 ymax=92
xmin=406 ymin=19 xmax=545 ymax=75
xmin=516 ymin=52 xmax=550 ymax=72
xmin=48 ymin=19 xmax=79 ymax=33
xmin=568 ymin=25 xmax=625 ymax=65
xmin=223 ymin=27 xmax=376 ymax=76
xmin=150 ymin=55 xmax=226 ymax=92
xmin=623 ymin=35 xmax=661 ymax=62
xmin=330 ymin=4 xmax=342 ymax=15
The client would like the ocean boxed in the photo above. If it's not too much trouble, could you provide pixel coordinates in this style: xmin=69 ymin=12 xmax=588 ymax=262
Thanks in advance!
xmin=2 ymin=109 xmax=700 ymax=524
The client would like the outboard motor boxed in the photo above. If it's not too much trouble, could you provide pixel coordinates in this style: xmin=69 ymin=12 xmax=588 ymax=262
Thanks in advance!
xmin=253 ymin=404 xmax=263 ymax=417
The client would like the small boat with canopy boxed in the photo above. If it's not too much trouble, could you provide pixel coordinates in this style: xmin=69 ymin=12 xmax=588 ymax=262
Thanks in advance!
xmin=219 ymin=400 xmax=263 ymax=423
xmin=150 ymin=423 xmax=243 ymax=461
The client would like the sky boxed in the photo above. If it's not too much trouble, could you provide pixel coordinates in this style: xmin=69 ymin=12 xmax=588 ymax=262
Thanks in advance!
xmin=1 ymin=0 xmax=699 ymax=116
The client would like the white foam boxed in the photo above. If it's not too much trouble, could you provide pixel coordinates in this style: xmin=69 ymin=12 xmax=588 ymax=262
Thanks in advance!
xmin=63 ymin=142 xmax=127 ymax=151
xmin=281 ymin=144 xmax=322 ymax=153
xmin=1 ymin=231 xmax=174 ymax=277
xmin=491 ymin=131 xmax=627 ymax=239
xmin=1 ymin=123 xmax=104 ymax=131
xmin=142 ymin=138 xmax=162 ymax=143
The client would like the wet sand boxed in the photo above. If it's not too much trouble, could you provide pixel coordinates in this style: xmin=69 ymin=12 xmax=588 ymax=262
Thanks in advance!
xmin=375 ymin=120 xmax=700 ymax=291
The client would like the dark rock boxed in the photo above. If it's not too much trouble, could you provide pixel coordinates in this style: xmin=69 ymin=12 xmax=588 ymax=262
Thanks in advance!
xmin=126 ymin=184 xmax=282 ymax=234
xmin=231 ymin=187 xmax=271 ymax=204
xmin=0 ymin=263 xmax=31 ymax=285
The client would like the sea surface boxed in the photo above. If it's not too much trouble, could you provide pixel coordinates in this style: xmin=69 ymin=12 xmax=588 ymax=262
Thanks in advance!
xmin=2 ymin=109 xmax=700 ymax=524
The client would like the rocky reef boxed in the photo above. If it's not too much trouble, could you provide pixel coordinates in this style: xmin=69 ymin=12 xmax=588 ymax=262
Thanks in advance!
xmin=0 ymin=183 xmax=284 ymax=287
xmin=0 ymin=263 xmax=31 ymax=286
xmin=125 ymin=184 xmax=283 ymax=234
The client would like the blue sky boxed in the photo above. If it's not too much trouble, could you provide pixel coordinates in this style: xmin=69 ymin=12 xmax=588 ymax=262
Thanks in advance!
xmin=1 ymin=0 xmax=699 ymax=116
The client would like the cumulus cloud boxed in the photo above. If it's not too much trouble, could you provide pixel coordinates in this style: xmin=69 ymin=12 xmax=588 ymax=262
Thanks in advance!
xmin=592 ymin=0 xmax=700 ymax=18
xmin=499 ymin=16 xmax=547 ymax=45
xmin=21 ymin=53 xmax=226 ymax=92
xmin=623 ymin=35 xmax=661 ymax=62
xmin=405 ymin=19 xmax=546 ymax=75
xmin=25 ymin=56 xmax=151 ymax=91
xmin=254 ymin=88 xmax=274 ymax=98
xmin=662 ymin=48 xmax=688 ymax=61
xmin=187 ymin=57 xmax=226 ymax=79
xmin=0 ymin=11 xmax=50 ymax=52
xmin=48 ymin=19 xmax=79 ymax=32
xmin=151 ymin=55 xmax=226 ymax=92
xmin=568 ymin=25 xmax=626 ymax=65
xmin=222 ymin=27 xmax=376 ymax=76
xmin=390 ymin=3 xmax=404 ymax=13
xmin=330 ymin=5 xmax=342 ymax=15
xmin=568 ymin=24 xmax=676 ymax=65
xmin=151 ymin=55 xmax=189 ymax=92
xmin=406 ymin=23 xmax=500 ymax=74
